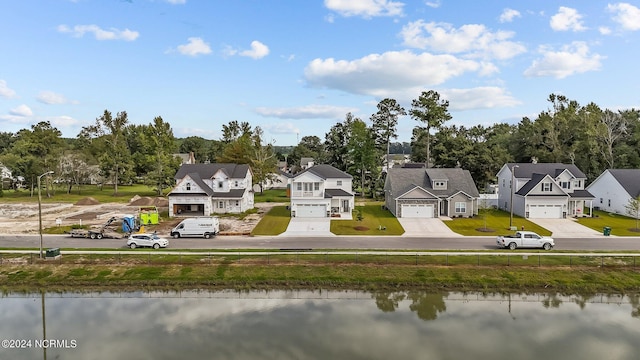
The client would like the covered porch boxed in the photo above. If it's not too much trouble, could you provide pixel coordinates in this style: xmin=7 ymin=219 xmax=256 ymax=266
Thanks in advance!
xmin=569 ymin=190 xmax=595 ymax=217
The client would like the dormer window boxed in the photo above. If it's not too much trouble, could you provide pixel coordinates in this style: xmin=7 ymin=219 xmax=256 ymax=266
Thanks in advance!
xmin=186 ymin=182 xmax=191 ymax=191
xmin=433 ymin=181 xmax=447 ymax=189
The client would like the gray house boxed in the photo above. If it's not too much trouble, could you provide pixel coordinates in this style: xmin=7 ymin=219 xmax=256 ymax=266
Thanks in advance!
xmin=384 ymin=168 xmax=480 ymax=218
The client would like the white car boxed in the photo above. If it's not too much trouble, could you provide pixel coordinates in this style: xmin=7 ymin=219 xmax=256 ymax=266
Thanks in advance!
xmin=127 ymin=233 xmax=169 ymax=249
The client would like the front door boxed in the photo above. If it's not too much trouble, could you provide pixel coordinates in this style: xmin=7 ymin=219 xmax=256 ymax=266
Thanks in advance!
xmin=342 ymin=200 xmax=350 ymax=212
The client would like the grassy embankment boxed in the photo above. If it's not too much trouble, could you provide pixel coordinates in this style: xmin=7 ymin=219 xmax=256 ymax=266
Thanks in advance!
xmin=578 ymin=210 xmax=640 ymax=236
xmin=2 ymin=252 xmax=640 ymax=293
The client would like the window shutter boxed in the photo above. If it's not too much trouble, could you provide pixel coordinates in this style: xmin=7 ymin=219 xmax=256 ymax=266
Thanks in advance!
xmin=541 ymin=183 xmax=544 ymax=191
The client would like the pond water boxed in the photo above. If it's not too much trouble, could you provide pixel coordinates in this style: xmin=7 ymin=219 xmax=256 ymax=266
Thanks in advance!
xmin=0 ymin=290 xmax=639 ymax=360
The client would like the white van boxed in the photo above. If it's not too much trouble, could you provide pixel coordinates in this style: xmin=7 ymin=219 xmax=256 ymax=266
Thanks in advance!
xmin=170 ymin=217 xmax=220 ymax=239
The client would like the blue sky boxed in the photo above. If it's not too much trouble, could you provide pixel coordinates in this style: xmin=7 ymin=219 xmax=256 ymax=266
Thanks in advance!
xmin=1 ymin=1 xmax=640 ymax=146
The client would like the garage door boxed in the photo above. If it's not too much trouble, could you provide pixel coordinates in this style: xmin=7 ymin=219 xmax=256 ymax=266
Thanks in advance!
xmin=401 ymin=204 xmax=434 ymax=218
xmin=528 ymin=205 xmax=563 ymax=218
xmin=296 ymin=204 xmax=326 ymax=218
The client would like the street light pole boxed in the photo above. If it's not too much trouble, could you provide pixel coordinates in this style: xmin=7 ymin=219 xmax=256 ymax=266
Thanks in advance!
xmin=38 ymin=171 xmax=54 ymax=259
xmin=509 ymin=165 xmax=519 ymax=229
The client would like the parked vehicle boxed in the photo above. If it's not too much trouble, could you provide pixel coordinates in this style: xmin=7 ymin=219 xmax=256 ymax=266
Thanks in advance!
xmin=127 ymin=233 xmax=169 ymax=249
xmin=170 ymin=217 xmax=220 ymax=239
xmin=496 ymin=231 xmax=554 ymax=250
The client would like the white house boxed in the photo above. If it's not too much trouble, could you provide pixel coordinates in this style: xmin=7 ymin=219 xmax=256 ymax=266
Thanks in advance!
xmin=497 ymin=163 xmax=594 ymax=218
xmin=290 ymin=164 xmax=354 ymax=218
xmin=587 ymin=169 xmax=640 ymax=217
xmin=168 ymin=163 xmax=254 ymax=217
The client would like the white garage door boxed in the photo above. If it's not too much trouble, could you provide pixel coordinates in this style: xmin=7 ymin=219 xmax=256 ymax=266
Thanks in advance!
xmin=296 ymin=204 xmax=326 ymax=218
xmin=529 ymin=205 xmax=563 ymax=218
xmin=401 ymin=204 xmax=434 ymax=218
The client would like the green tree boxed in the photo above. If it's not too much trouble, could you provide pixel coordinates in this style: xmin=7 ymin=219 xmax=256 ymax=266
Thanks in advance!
xmin=79 ymin=110 xmax=133 ymax=195
xmin=410 ymin=90 xmax=451 ymax=167
xmin=347 ymin=118 xmax=379 ymax=198
xmin=371 ymin=98 xmax=406 ymax=169
xmin=289 ymin=135 xmax=324 ymax=171
xmin=598 ymin=109 xmax=629 ymax=169
xmin=251 ymin=127 xmax=278 ymax=194
xmin=178 ymin=136 xmax=208 ymax=163
xmin=144 ymin=116 xmax=181 ymax=195
xmin=324 ymin=113 xmax=355 ymax=171
xmin=626 ymin=195 xmax=640 ymax=231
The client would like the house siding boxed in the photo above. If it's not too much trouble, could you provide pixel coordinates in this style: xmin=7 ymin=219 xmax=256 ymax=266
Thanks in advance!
xmin=587 ymin=171 xmax=633 ymax=215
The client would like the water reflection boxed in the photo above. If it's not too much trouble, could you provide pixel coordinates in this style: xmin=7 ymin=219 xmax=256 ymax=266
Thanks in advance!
xmin=0 ymin=290 xmax=639 ymax=360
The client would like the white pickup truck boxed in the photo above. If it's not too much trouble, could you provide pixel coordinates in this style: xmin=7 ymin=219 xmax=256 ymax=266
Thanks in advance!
xmin=496 ymin=231 xmax=554 ymax=250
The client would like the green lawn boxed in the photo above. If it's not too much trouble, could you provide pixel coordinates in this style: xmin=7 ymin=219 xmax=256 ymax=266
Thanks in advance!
xmin=251 ymin=206 xmax=291 ymax=235
xmin=1 ymin=184 xmax=162 ymax=204
xmin=444 ymin=209 xmax=552 ymax=236
xmin=330 ymin=203 xmax=404 ymax=235
xmin=253 ymin=189 xmax=289 ymax=203
xmin=577 ymin=210 xmax=640 ymax=236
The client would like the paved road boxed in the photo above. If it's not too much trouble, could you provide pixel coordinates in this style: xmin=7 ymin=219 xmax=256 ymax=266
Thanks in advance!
xmin=2 ymin=234 xmax=640 ymax=251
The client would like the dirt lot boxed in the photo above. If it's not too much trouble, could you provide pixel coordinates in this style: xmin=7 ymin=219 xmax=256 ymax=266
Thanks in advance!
xmin=0 ymin=198 xmax=283 ymax=235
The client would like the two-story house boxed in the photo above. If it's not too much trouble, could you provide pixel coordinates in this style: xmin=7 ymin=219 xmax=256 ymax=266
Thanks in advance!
xmin=290 ymin=164 xmax=354 ymax=218
xmin=384 ymin=167 xmax=480 ymax=218
xmin=496 ymin=163 xmax=594 ymax=218
xmin=168 ymin=163 xmax=254 ymax=217
xmin=587 ymin=169 xmax=640 ymax=216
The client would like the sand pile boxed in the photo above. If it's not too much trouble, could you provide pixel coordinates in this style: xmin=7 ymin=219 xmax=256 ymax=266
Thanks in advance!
xmin=75 ymin=197 xmax=100 ymax=205
xmin=128 ymin=196 xmax=168 ymax=207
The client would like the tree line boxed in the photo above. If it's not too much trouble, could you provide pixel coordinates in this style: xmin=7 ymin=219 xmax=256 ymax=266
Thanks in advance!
xmin=0 ymin=92 xmax=638 ymax=198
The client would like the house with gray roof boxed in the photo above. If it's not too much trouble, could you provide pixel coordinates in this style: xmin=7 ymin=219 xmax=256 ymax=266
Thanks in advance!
xmin=290 ymin=164 xmax=354 ymax=218
xmin=586 ymin=169 xmax=640 ymax=217
xmin=497 ymin=163 xmax=594 ymax=218
xmin=384 ymin=168 xmax=480 ymax=218
xmin=168 ymin=163 xmax=253 ymax=217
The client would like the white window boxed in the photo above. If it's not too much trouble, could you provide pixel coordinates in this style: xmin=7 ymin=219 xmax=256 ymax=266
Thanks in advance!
xmin=234 ymin=181 xmax=239 ymax=187
xmin=561 ymin=182 xmax=570 ymax=189
xmin=608 ymin=199 xmax=611 ymax=207
xmin=297 ymin=183 xmax=302 ymax=190
xmin=574 ymin=180 xmax=581 ymax=188
xmin=600 ymin=198 xmax=603 ymax=204
xmin=337 ymin=180 xmax=342 ymax=186
xmin=314 ymin=183 xmax=320 ymax=191
xmin=542 ymin=182 xmax=552 ymax=192
xmin=186 ymin=182 xmax=191 ymax=191
xmin=235 ymin=200 xmax=239 ymax=206
xmin=455 ymin=202 xmax=466 ymax=213
xmin=218 ymin=201 xmax=223 ymax=208
xmin=218 ymin=182 xmax=223 ymax=189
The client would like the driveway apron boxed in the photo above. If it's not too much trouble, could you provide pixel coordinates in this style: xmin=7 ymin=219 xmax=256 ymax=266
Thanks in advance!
xmin=398 ymin=218 xmax=462 ymax=237
xmin=526 ymin=218 xmax=603 ymax=238
xmin=281 ymin=217 xmax=334 ymax=237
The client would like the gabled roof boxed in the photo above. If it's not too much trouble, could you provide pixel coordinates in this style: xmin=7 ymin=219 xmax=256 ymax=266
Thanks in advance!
xmin=385 ymin=168 xmax=479 ymax=199
xmin=295 ymin=164 xmax=352 ymax=179
xmin=506 ymin=162 xmax=586 ymax=179
xmin=608 ymin=169 xmax=640 ymax=198
xmin=174 ymin=163 xmax=251 ymax=180
xmin=515 ymin=173 xmax=549 ymax=196
xmin=324 ymin=188 xmax=353 ymax=197
xmin=168 ymin=172 xmax=215 ymax=196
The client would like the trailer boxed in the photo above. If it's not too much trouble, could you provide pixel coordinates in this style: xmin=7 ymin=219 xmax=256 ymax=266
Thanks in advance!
xmin=68 ymin=216 xmax=137 ymax=239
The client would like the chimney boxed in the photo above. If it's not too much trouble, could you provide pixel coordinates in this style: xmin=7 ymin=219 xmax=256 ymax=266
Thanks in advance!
xmin=188 ymin=151 xmax=195 ymax=164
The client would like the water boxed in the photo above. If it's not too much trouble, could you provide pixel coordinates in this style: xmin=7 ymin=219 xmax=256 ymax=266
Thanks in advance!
xmin=0 ymin=290 xmax=638 ymax=360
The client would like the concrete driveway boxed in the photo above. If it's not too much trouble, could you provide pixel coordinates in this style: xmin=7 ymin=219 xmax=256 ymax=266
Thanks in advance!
xmin=281 ymin=217 xmax=334 ymax=237
xmin=398 ymin=218 xmax=462 ymax=237
xmin=527 ymin=218 xmax=603 ymax=238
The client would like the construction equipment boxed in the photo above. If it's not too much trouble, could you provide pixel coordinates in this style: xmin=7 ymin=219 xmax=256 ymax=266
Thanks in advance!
xmin=69 ymin=216 xmax=138 ymax=239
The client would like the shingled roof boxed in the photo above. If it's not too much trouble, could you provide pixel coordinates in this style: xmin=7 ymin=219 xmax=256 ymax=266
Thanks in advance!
xmin=174 ymin=163 xmax=251 ymax=180
xmin=296 ymin=164 xmax=352 ymax=179
xmin=608 ymin=169 xmax=640 ymax=197
xmin=507 ymin=163 xmax=586 ymax=179
xmin=385 ymin=168 xmax=479 ymax=198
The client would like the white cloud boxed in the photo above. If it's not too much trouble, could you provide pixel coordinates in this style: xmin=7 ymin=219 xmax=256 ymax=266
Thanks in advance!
xmin=599 ymin=26 xmax=612 ymax=35
xmin=47 ymin=115 xmax=81 ymax=127
xmin=240 ymin=41 xmax=270 ymax=59
xmin=261 ymin=122 xmax=300 ymax=135
xmin=255 ymin=104 xmax=358 ymax=119
xmin=57 ymin=24 xmax=139 ymax=41
xmin=37 ymin=91 xmax=77 ymax=105
xmin=499 ymin=8 xmax=521 ymax=23
xmin=524 ymin=42 xmax=604 ymax=79
xmin=0 ymin=114 xmax=30 ymax=124
xmin=425 ymin=1 xmax=440 ymax=9
xmin=550 ymin=7 xmax=586 ymax=32
xmin=9 ymin=104 xmax=33 ymax=117
xmin=304 ymin=50 xmax=483 ymax=97
xmin=0 ymin=80 xmax=16 ymax=98
xmin=441 ymin=87 xmax=521 ymax=111
xmin=165 ymin=0 xmax=186 ymax=4
xmin=176 ymin=37 xmax=212 ymax=57
xmin=400 ymin=21 xmax=526 ymax=60
xmin=608 ymin=2 xmax=640 ymax=31
xmin=324 ymin=0 xmax=404 ymax=18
